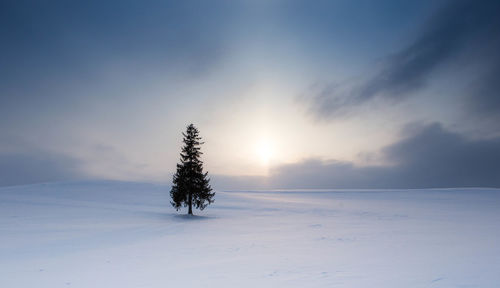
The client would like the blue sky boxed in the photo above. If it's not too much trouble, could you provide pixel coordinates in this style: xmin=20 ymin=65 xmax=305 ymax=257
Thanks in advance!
xmin=1 ymin=0 xmax=499 ymax=188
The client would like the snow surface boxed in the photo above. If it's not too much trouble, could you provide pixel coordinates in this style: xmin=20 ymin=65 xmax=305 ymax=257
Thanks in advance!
xmin=1 ymin=181 xmax=499 ymax=287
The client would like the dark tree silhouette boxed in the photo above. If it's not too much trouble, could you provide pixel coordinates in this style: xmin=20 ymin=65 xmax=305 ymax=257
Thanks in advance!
xmin=170 ymin=124 xmax=214 ymax=215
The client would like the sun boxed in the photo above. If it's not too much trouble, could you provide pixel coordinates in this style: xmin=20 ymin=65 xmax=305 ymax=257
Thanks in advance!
xmin=255 ymin=139 xmax=274 ymax=165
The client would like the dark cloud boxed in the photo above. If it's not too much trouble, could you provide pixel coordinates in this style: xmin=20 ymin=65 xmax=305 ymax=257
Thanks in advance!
xmin=0 ymin=0 xmax=239 ymax=121
xmin=0 ymin=0 xmax=234 ymax=69
xmin=0 ymin=150 xmax=86 ymax=187
xmin=379 ymin=123 xmax=500 ymax=187
xmin=215 ymin=123 xmax=500 ymax=189
xmin=467 ymin=58 xmax=500 ymax=118
xmin=305 ymin=0 xmax=500 ymax=120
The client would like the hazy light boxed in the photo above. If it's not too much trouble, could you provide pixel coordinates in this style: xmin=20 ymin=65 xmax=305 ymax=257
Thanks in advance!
xmin=255 ymin=138 xmax=274 ymax=166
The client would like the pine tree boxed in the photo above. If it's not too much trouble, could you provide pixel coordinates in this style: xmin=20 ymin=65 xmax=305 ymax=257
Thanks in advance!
xmin=170 ymin=124 xmax=214 ymax=215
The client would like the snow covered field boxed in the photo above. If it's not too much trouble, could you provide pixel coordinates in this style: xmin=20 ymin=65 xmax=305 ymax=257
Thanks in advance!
xmin=1 ymin=181 xmax=499 ymax=288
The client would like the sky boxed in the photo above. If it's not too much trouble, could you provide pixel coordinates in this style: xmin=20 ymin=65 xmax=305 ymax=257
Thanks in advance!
xmin=1 ymin=0 xmax=499 ymax=188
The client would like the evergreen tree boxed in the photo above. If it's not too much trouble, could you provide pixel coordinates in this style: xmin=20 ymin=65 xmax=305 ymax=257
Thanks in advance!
xmin=170 ymin=124 xmax=214 ymax=215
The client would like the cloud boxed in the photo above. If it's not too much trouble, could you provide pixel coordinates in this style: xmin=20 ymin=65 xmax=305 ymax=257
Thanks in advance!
xmin=0 ymin=0 xmax=240 ymax=121
xmin=379 ymin=123 xmax=500 ymax=187
xmin=0 ymin=133 xmax=89 ymax=187
xmin=305 ymin=0 xmax=500 ymax=119
xmin=0 ymin=150 xmax=86 ymax=187
xmin=466 ymin=58 xmax=500 ymax=118
xmin=214 ymin=123 xmax=500 ymax=189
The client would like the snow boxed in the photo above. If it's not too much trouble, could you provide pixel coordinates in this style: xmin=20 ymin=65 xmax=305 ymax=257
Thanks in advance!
xmin=1 ymin=181 xmax=499 ymax=287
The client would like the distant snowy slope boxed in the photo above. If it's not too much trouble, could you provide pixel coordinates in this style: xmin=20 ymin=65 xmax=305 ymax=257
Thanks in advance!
xmin=1 ymin=182 xmax=499 ymax=287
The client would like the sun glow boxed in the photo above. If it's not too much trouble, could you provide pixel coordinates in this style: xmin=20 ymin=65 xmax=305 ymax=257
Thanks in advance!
xmin=255 ymin=139 xmax=274 ymax=165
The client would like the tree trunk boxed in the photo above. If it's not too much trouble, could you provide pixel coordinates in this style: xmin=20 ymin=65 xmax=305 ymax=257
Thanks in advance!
xmin=188 ymin=191 xmax=193 ymax=215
